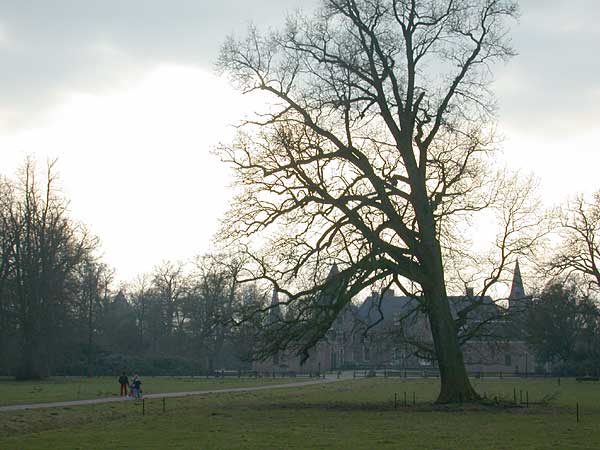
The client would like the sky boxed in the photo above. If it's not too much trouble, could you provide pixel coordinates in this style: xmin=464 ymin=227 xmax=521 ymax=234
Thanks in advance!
xmin=0 ymin=0 xmax=598 ymax=282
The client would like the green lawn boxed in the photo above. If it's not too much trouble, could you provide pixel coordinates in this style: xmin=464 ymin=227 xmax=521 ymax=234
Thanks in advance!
xmin=0 ymin=375 xmax=300 ymax=406
xmin=1 ymin=377 xmax=599 ymax=449
xmin=0 ymin=379 xmax=600 ymax=450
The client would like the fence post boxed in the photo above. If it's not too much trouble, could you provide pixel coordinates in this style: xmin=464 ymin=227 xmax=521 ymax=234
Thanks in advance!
xmin=404 ymin=391 xmax=407 ymax=407
xmin=163 ymin=397 xmax=165 ymax=413
xmin=526 ymin=391 xmax=529 ymax=408
xmin=412 ymin=392 xmax=416 ymax=406
xmin=142 ymin=398 xmax=145 ymax=416
xmin=394 ymin=392 xmax=397 ymax=410
xmin=513 ymin=388 xmax=517 ymax=404
xmin=577 ymin=402 xmax=580 ymax=423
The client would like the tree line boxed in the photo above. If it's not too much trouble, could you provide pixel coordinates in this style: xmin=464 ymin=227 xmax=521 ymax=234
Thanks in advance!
xmin=0 ymin=161 xmax=267 ymax=379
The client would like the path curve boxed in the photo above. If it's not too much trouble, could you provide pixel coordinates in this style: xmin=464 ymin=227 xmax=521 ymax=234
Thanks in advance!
xmin=0 ymin=377 xmax=347 ymax=412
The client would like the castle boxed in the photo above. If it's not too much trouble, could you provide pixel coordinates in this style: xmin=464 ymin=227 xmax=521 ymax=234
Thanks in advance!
xmin=254 ymin=261 xmax=533 ymax=375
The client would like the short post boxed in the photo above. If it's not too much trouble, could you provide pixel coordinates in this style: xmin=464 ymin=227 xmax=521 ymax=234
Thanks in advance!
xmin=526 ymin=391 xmax=529 ymax=408
xmin=394 ymin=392 xmax=397 ymax=410
xmin=163 ymin=397 xmax=166 ymax=413
xmin=558 ymin=378 xmax=561 ymax=386
xmin=577 ymin=402 xmax=580 ymax=423
xmin=520 ymin=390 xmax=523 ymax=403
xmin=513 ymin=388 xmax=517 ymax=404
xmin=412 ymin=391 xmax=416 ymax=406
xmin=142 ymin=398 xmax=145 ymax=416
xmin=404 ymin=391 xmax=407 ymax=407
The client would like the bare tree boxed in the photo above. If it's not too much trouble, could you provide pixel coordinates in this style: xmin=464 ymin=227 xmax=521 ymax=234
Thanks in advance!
xmin=0 ymin=177 xmax=17 ymax=372
xmin=187 ymin=254 xmax=245 ymax=371
xmin=152 ymin=261 xmax=187 ymax=336
xmin=218 ymin=0 xmax=520 ymax=402
xmin=550 ymin=192 xmax=600 ymax=292
xmin=76 ymin=258 xmax=113 ymax=377
xmin=129 ymin=273 xmax=152 ymax=346
xmin=2 ymin=159 xmax=98 ymax=379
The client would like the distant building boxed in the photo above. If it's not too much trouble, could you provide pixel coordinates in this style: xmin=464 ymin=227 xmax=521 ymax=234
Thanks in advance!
xmin=253 ymin=262 xmax=534 ymax=375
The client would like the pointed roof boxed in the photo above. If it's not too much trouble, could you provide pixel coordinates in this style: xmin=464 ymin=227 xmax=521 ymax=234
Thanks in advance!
xmin=326 ymin=263 xmax=339 ymax=280
xmin=319 ymin=263 xmax=343 ymax=306
xmin=268 ymin=288 xmax=283 ymax=322
xmin=509 ymin=260 xmax=526 ymax=300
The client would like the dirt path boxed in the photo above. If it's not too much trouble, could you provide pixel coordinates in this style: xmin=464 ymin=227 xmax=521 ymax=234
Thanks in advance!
xmin=0 ymin=377 xmax=347 ymax=412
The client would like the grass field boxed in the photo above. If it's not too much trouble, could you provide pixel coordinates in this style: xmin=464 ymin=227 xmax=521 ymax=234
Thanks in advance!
xmin=1 ymin=377 xmax=599 ymax=449
xmin=0 ymin=375 xmax=300 ymax=406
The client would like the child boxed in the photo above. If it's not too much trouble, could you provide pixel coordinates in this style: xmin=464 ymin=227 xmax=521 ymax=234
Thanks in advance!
xmin=132 ymin=374 xmax=142 ymax=399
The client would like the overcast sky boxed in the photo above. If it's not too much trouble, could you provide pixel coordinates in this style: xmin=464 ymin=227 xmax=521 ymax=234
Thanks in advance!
xmin=0 ymin=0 xmax=598 ymax=282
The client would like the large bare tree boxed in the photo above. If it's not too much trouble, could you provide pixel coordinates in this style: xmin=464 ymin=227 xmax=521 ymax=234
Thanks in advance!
xmin=218 ymin=0 xmax=518 ymax=402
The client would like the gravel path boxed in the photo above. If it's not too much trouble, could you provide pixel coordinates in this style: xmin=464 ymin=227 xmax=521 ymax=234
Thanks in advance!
xmin=0 ymin=377 xmax=345 ymax=412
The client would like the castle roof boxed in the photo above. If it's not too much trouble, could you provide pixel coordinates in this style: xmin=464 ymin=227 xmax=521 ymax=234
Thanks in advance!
xmin=357 ymin=289 xmax=497 ymax=329
xmin=509 ymin=259 xmax=526 ymax=300
xmin=268 ymin=288 xmax=283 ymax=323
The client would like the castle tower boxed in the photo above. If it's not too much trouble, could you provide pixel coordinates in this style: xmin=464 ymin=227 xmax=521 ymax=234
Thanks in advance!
xmin=317 ymin=263 xmax=342 ymax=307
xmin=268 ymin=288 xmax=283 ymax=323
xmin=269 ymin=288 xmax=283 ymax=366
xmin=326 ymin=263 xmax=339 ymax=280
xmin=508 ymin=259 xmax=526 ymax=310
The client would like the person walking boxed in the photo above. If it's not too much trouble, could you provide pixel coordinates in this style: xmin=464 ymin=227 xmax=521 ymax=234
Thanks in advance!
xmin=132 ymin=374 xmax=142 ymax=399
xmin=118 ymin=372 xmax=129 ymax=397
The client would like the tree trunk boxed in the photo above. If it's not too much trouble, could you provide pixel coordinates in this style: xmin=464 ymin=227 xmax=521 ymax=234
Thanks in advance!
xmin=425 ymin=275 xmax=479 ymax=403
xmin=17 ymin=323 xmax=44 ymax=380
xmin=87 ymin=292 xmax=94 ymax=378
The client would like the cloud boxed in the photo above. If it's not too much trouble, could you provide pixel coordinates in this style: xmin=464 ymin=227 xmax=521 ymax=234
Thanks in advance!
xmin=0 ymin=0 xmax=317 ymax=131
xmin=494 ymin=0 xmax=600 ymax=136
